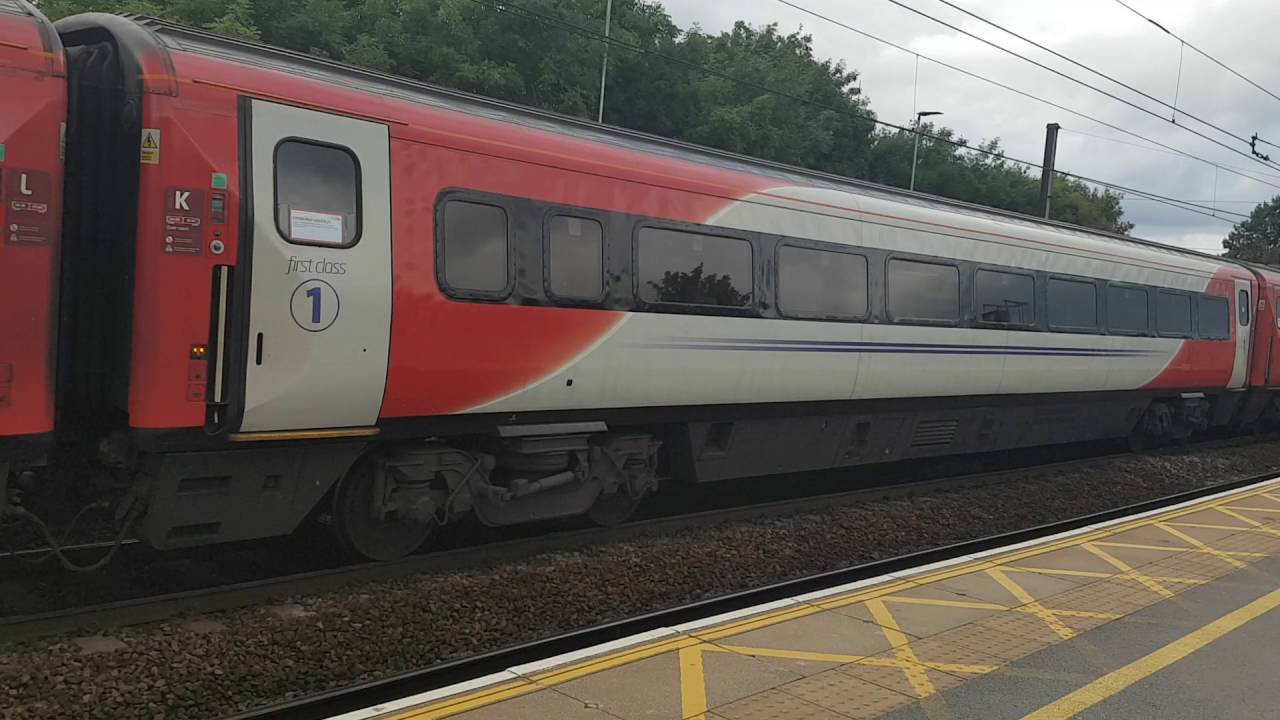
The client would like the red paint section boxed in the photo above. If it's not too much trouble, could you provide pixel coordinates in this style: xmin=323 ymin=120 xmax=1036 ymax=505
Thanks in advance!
xmin=1247 ymin=267 xmax=1280 ymax=387
xmin=1143 ymin=270 xmax=1249 ymax=390
xmin=0 ymin=11 xmax=65 ymax=441
xmin=125 ymin=82 xmax=242 ymax=429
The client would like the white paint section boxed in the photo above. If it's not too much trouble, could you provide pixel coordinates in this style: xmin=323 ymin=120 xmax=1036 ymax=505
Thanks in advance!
xmin=471 ymin=183 xmax=1242 ymax=415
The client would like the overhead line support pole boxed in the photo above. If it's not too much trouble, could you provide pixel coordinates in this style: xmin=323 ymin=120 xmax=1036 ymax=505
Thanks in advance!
xmin=596 ymin=0 xmax=613 ymax=124
xmin=1039 ymin=122 xmax=1060 ymax=218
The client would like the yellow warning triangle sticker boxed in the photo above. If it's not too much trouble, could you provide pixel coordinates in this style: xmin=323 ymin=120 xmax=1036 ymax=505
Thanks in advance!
xmin=142 ymin=132 xmax=159 ymax=149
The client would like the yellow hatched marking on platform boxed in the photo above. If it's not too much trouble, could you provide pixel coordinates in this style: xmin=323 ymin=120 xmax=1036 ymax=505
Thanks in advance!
xmin=1216 ymin=506 xmax=1280 ymax=535
xmin=866 ymin=598 xmax=936 ymax=697
xmin=1154 ymin=523 xmax=1250 ymax=568
xmin=1081 ymin=543 xmax=1176 ymax=598
xmin=986 ymin=567 xmax=1077 ymax=639
xmin=1004 ymin=567 xmax=1203 ymax=586
xmin=384 ymin=480 xmax=1280 ymax=719
xmin=884 ymin=593 xmax=1117 ymax=621
xmin=1021 ymin=586 xmax=1280 ymax=720
xmin=1224 ymin=505 xmax=1280 ymax=513
xmin=1094 ymin=539 xmax=1262 ymax=559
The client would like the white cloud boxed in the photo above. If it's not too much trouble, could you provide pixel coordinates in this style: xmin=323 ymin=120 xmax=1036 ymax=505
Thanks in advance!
xmin=654 ymin=0 xmax=1280 ymax=248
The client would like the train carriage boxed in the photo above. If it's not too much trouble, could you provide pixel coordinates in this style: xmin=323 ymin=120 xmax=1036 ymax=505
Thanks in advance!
xmin=0 ymin=0 xmax=64 ymax=474
xmin=5 ymin=11 xmax=1276 ymax=560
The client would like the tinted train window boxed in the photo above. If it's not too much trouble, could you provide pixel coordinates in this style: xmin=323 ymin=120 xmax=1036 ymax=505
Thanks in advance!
xmin=1048 ymin=278 xmax=1097 ymax=330
xmin=1156 ymin=291 xmax=1192 ymax=336
xmin=547 ymin=215 xmax=604 ymax=300
xmin=1198 ymin=295 xmax=1230 ymax=340
xmin=778 ymin=246 xmax=868 ymax=318
xmin=1240 ymin=289 xmax=1251 ymax=326
xmin=637 ymin=227 xmax=752 ymax=307
xmin=888 ymin=259 xmax=959 ymax=322
xmin=441 ymin=200 xmax=509 ymax=294
xmin=1107 ymin=285 xmax=1148 ymax=334
xmin=275 ymin=140 xmax=360 ymax=247
xmin=975 ymin=269 xmax=1034 ymax=324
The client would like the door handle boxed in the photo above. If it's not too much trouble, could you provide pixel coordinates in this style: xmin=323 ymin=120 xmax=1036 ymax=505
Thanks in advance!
xmin=255 ymin=333 xmax=264 ymax=366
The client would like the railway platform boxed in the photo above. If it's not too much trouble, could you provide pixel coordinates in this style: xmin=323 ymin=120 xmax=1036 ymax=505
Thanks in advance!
xmin=337 ymin=477 xmax=1280 ymax=720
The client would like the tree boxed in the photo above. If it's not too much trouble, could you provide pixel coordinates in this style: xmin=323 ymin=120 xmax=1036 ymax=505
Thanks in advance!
xmin=1223 ymin=196 xmax=1280 ymax=264
xmin=36 ymin=0 xmax=1131 ymax=234
xmin=648 ymin=264 xmax=749 ymax=306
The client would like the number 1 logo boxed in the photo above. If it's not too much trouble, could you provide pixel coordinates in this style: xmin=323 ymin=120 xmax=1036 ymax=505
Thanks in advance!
xmin=291 ymin=279 xmax=340 ymax=332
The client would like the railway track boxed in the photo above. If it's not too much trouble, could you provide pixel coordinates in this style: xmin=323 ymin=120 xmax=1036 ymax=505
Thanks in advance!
xmin=0 ymin=446 xmax=1140 ymax=644
xmin=221 ymin=466 xmax=1280 ymax=720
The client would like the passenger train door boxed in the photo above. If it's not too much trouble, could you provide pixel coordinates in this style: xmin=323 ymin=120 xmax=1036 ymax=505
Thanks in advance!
xmin=238 ymin=100 xmax=392 ymax=432
xmin=1230 ymin=277 xmax=1253 ymax=389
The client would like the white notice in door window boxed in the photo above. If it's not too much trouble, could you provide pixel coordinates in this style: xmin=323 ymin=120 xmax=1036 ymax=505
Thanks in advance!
xmin=289 ymin=209 xmax=344 ymax=245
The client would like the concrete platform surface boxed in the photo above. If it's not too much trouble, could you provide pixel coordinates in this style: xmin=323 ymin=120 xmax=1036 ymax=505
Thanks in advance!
xmin=338 ymin=477 xmax=1280 ymax=720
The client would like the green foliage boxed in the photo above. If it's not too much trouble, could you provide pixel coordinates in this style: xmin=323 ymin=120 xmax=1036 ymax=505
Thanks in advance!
xmin=37 ymin=0 xmax=1129 ymax=234
xmin=648 ymin=263 xmax=750 ymax=306
xmin=1223 ymin=196 xmax=1280 ymax=264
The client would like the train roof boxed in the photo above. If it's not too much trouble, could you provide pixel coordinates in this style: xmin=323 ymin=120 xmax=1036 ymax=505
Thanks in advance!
xmin=60 ymin=13 xmax=1243 ymax=274
xmin=1 ymin=0 xmax=62 ymax=61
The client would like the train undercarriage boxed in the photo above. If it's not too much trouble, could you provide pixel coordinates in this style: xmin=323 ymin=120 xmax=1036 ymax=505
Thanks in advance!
xmin=3 ymin=388 xmax=1277 ymax=565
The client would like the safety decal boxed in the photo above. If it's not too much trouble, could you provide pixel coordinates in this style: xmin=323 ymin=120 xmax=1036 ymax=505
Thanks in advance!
xmin=3 ymin=168 xmax=55 ymax=245
xmin=140 ymin=128 xmax=161 ymax=165
xmin=163 ymin=187 xmax=205 ymax=256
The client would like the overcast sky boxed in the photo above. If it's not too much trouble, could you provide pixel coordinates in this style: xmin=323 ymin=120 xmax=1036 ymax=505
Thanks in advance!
xmin=654 ymin=0 xmax=1280 ymax=252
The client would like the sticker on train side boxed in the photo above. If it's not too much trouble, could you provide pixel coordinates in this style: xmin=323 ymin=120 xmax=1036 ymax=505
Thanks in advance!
xmin=3 ymin=168 xmax=55 ymax=245
xmin=140 ymin=128 xmax=160 ymax=165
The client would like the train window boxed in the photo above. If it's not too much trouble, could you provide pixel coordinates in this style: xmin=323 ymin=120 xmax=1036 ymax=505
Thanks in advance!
xmin=1198 ymin=295 xmax=1230 ymax=340
xmin=777 ymin=245 xmax=868 ymax=319
xmin=547 ymin=215 xmax=604 ymax=300
xmin=274 ymin=140 xmax=361 ymax=247
xmin=441 ymin=200 xmax=509 ymax=294
xmin=1240 ymin=289 xmax=1251 ymax=326
xmin=637 ymin=227 xmax=752 ymax=307
xmin=1156 ymin=291 xmax=1192 ymax=337
xmin=887 ymin=259 xmax=959 ymax=322
xmin=1047 ymin=277 xmax=1097 ymax=330
xmin=975 ymin=269 xmax=1034 ymax=324
xmin=1106 ymin=285 xmax=1148 ymax=334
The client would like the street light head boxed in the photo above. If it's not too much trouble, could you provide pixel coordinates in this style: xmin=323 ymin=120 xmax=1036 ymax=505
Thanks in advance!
xmin=917 ymin=110 xmax=943 ymax=118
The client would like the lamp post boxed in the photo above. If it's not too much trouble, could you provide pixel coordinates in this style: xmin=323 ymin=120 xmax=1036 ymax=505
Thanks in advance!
xmin=909 ymin=110 xmax=942 ymax=192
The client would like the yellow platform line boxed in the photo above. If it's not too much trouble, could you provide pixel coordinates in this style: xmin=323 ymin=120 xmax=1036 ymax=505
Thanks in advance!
xmin=679 ymin=645 xmax=709 ymax=720
xmin=1216 ymin=506 xmax=1280 ymax=536
xmin=1021 ymin=586 xmax=1280 ymax=720
xmin=1223 ymin=505 xmax=1280 ymax=513
xmin=987 ymin=567 xmax=1077 ymax=639
xmin=1082 ymin=543 xmax=1176 ymax=598
xmin=1155 ymin=523 xmax=1249 ymax=568
xmin=867 ymin=598 xmax=936 ymax=697
xmin=1005 ymin=566 xmax=1202 ymax=586
xmin=1094 ymin=540 xmax=1262 ymax=559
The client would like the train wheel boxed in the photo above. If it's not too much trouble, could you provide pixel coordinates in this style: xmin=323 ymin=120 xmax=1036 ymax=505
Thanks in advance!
xmin=586 ymin=489 xmax=645 ymax=526
xmin=332 ymin=459 xmax=432 ymax=562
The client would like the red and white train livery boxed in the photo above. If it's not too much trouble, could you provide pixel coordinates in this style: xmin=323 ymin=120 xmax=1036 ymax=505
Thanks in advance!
xmin=4 ymin=8 xmax=1280 ymax=559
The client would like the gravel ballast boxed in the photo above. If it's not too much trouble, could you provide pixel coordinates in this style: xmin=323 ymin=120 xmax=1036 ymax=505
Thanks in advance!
xmin=4 ymin=441 xmax=1280 ymax=719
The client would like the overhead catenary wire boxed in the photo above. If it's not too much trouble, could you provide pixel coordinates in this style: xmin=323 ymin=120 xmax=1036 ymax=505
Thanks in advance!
xmin=770 ymin=0 xmax=1280 ymax=193
xmin=880 ymin=0 xmax=1280 ymax=174
xmin=463 ymin=0 xmax=1245 ymax=226
xmin=1110 ymin=0 xmax=1280 ymax=108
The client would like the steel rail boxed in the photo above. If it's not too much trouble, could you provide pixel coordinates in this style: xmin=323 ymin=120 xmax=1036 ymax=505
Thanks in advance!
xmin=222 ymin=466 xmax=1280 ymax=720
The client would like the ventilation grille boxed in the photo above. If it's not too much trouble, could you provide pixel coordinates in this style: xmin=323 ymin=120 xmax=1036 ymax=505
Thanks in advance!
xmin=911 ymin=419 xmax=959 ymax=447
